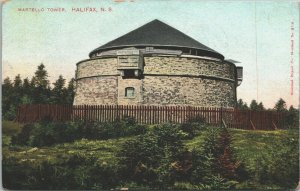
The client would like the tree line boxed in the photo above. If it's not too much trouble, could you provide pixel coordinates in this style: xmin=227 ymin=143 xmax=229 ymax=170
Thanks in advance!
xmin=237 ymin=98 xmax=299 ymax=129
xmin=2 ymin=63 xmax=75 ymax=120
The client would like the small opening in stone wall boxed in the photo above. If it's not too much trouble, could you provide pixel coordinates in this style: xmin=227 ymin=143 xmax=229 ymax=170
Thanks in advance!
xmin=122 ymin=70 xmax=136 ymax=79
xmin=125 ymin=87 xmax=135 ymax=98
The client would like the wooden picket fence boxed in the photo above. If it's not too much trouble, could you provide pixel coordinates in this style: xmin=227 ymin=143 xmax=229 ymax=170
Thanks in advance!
xmin=16 ymin=104 xmax=285 ymax=130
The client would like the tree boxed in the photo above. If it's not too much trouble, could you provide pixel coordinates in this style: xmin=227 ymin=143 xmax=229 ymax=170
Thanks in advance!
xmin=257 ymin=102 xmax=265 ymax=111
xmin=66 ymin=78 xmax=75 ymax=105
xmin=12 ymin=74 xmax=23 ymax=104
xmin=30 ymin=76 xmax=36 ymax=87
xmin=2 ymin=77 xmax=13 ymax=118
xmin=215 ymin=128 xmax=241 ymax=180
xmin=3 ymin=74 xmax=25 ymax=120
xmin=34 ymin=63 xmax=49 ymax=89
xmin=13 ymin=74 xmax=22 ymax=89
xmin=31 ymin=63 xmax=51 ymax=103
xmin=236 ymin=99 xmax=249 ymax=110
xmin=286 ymin=105 xmax=299 ymax=129
xmin=250 ymin=100 xmax=259 ymax=111
xmin=274 ymin=98 xmax=287 ymax=112
xmin=22 ymin=77 xmax=31 ymax=94
xmin=51 ymin=75 xmax=67 ymax=104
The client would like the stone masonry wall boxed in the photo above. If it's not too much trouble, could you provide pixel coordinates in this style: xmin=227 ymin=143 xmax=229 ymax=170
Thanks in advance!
xmin=142 ymin=76 xmax=235 ymax=107
xmin=77 ymin=58 xmax=118 ymax=79
xmin=144 ymin=56 xmax=235 ymax=80
xmin=74 ymin=55 xmax=237 ymax=107
xmin=73 ymin=76 xmax=118 ymax=105
xmin=117 ymin=76 xmax=143 ymax=105
xmin=141 ymin=56 xmax=236 ymax=107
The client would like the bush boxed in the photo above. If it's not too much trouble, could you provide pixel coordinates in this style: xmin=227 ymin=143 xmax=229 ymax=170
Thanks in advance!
xmin=190 ymin=128 xmax=220 ymax=184
xmin=117 ymin=123 xmax=188 ymax=189
xmin=83 ymin=117 xmax=147 ymax=140
xmin=29 ymin=122 xmax=67 ymax=146
xmin=252 ymin=135 xmax=299 ymax=188
xmin=3 ymin=153 xmax=122 ymax=190
xmin=117 ymin=133 xmax=163 ymax=183
xmin=180 ymin=115 xmax=207 ymax=138
xmin=3 ymin=105 xmax=17 ymax=121
xmin=2 ymin=121 xmax=23 ymax=136
xmin=11 ymin=118 xmax=147 ymax=147
xmin=152 ymin=123 xmax=187 ymax=155
xmin=11 ymin=123 xmax=34 ymax=145
xmin=26 ymin=120 xmax=84 ymax=146
xmin=215 ymin=128 xmax=245 ymax=180
xmin=190 ymin=127 xmax=247 ymax=189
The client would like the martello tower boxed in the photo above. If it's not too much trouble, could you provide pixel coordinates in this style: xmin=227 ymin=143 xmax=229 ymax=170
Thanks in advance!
xmin=74 ymin=19 xmax=243 ymax=107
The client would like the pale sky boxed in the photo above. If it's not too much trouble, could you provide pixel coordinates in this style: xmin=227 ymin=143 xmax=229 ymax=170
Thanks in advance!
xmin=2 ymin=0 xmax=299 ymax=108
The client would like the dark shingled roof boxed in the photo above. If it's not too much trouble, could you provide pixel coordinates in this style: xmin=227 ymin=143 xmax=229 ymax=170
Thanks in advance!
xmin=89 ymin=19 xmax=224 ymax=60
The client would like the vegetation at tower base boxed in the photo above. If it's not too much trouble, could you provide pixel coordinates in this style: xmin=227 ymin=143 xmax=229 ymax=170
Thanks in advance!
xmin=3 ymin=119 xmax=298 ymax=190
xmin=11 ymin=117 xmax=147 ymax=147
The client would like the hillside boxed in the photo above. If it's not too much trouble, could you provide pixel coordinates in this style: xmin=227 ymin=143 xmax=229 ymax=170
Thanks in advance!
xmin=2 ymin=120 xmax=299 ymax=190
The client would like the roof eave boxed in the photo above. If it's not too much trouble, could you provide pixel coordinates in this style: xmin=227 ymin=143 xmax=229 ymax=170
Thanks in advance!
xmin=89 ymin=44 xmax=224 ymax=60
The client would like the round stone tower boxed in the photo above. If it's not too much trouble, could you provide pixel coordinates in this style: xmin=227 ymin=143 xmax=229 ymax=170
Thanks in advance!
xmin=74 ymin=19 xmax=243 ymax=108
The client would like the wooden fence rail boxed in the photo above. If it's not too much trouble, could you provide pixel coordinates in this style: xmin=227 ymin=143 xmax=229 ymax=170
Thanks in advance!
xmin=16 ymin=104 xmax=285 ymax=130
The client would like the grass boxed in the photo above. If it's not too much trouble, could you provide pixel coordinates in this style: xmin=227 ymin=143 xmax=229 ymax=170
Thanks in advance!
xmin=229 ymin=128 xmax=298 ymax=161
xmin=4 ymin=121 xmax=298 ymax=165
xmin=2 ymin=120 xmax=23 ymax=136
xmin=4 ymin=136 xmax=133 ymax=165
xmin=185 ymin=127 xmax=298 ymax=152
xmin=2 ymin=120 xmax=24 ymax=146
xmin=5 ymin=123 xmax=298 ymax=165
xmin=2 ymin=120 xmax=133 ymax=166
xmin=185 ymin=127 xmax=299 ymax=189
xmin=186 ymin=128 xmax=298 ymax=166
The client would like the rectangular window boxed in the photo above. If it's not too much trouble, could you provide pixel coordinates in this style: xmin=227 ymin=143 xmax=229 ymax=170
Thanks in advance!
xmin=125 ymin=87 xmax=135 ymax=98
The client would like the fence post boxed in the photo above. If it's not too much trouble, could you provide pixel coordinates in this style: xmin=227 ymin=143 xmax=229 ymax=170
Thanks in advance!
xmin=84 ymin=105 xmax=87 ymax=121
xmin=37 ymin=104 xmax=40 ymax=121
xmin=16 ymin=105 xmax=20 ymax=122
xmin=220 ymin=106 xmax=223 ymax=128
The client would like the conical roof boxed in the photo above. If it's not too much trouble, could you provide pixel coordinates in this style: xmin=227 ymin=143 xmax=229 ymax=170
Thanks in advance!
xmin=89 ymin=19 xmax=224 ymax=60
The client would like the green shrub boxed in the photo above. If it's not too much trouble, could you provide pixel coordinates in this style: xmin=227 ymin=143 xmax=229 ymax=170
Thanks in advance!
xmin=11 ymin=118 xmax=147 ymax=147
xmin=11 ymin=123 xmax=34 ymax=145
xmin=27 ymin=120 xmax=85 ymax=146
xmin=190 ymin=128 xmax=220 ymax=184
xmin=3 ymin=153 xmax=122 ymax=190
xmin=215 ymin=128 xmax=248 ymax=181
xmin=190 ymin=127 xmax=247 ymax=189
xmin=180 ymin=115 xmax=207 ymax=138
xmin=81 ymin=117 xmax=146 ymax=140
xmin=152 ymin=123 xmax=187 ymax=156
xmin=3 ymin=105 xmax=17 ymax=121
xmin=117 ymin=123 xmax=188 ymax=189
xmin=252 ymin=135 xmax=299 ymax=188
xmin=2 ymin=120 xmax=23 ymax=136
xmin=118 ymin=133 xmax=163 ymax=180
